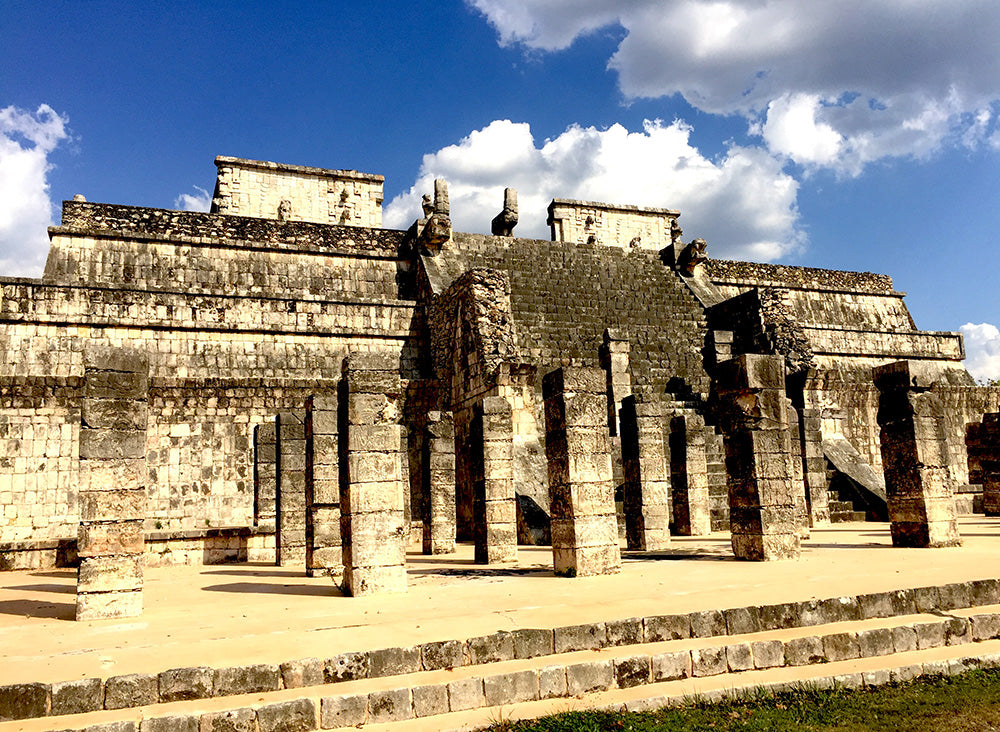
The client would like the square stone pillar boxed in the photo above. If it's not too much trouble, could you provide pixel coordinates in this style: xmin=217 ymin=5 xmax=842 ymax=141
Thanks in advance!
xmin=799 ymin=406 xmax=830 ymax=526
xmin=600 ymin=329 xmax=631 ymax=437
xmin=472 ymin=397 xmax=517 ymax=564
xmin=715 ymin=354 xmax=801 ymax=561
xmin=253 ymin=421 xmax=277 ymax=533
xmin=968 ymin=413 xmax=1000 ymax=516
xmin=276 ymin=412 xmax=307 ymax=566
xmin=668 ymin=411 xmax=712 ymax=536
xmin=543 ymin=367 xmax=621 ymax=577
xmin=76 ymin=347 xmax=148 ymax=621
xmin=339 ymin=353 xmax=407 ymax=596
xmin=620 ymin=396 xmax=671 ymax=550
xmin=305 ymin=394 xmax=341 ymax=578
xmin=423 ymin=410 xmax=456 ymax=555
xmin=873 ymin=361 xmax=961 ymax=548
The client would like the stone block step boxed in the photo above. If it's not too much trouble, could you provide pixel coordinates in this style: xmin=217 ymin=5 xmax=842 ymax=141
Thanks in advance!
xmin=8 ymin=617 xmax=1000 ymax=732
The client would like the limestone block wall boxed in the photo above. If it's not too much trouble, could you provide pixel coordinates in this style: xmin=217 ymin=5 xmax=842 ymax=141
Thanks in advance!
xmin=547 ymin=199 xmax=678 ymax=250
xmin=213 ymin=157 xmax=383 ymax=227
xmin=0 ymin=388 xmax=80 ymax=542
xmin=54 ymin=202 xmax=401 ymax=260
xmin=45 ymin=231 xmax=403 ymax=301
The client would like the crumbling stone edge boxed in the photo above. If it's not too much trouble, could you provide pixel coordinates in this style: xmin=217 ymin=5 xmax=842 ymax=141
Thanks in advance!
xmin=2 ymin=577 xmax=998 ymax=722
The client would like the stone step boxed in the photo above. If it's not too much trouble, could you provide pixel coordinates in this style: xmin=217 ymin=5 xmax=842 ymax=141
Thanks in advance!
xmin=8 ymin=608 xmax=1000 ymax=732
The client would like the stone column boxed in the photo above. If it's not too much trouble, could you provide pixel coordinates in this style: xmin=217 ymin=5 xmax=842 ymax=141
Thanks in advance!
xmin=620 ymin=396 xmax=671 ymax=550
xmin=472 ymin=397 xmax=517 ymax=564
xmin=253 ymin=421 xmax=277 ymax=533
xmin=76 ymin=347 xmax=148 ymax=621
xmin=980 ymin=414 xmax=1000 ymax=516
xmin=799 ymin=406 xmax=830 ymax=525
xmin=543 ymin=367 xmax=621 ymax=577
xmin=276 ymin=412 xmax=307 ymax=566
xmin=600 ymin=329 xmax=631 ymax=437
xmin=339 ymin=353 xmax=406 ymax=596
xmin=787 ymin=400 xmax=810 ymax=536
xmin=873 ymin=361 xmax=961 ymax=548
xmin=715 ymin=354 xmax=801 ymax=561
xmin=968 ymin=413 xmax=1000 ymax=516
xmin=423 ymin=410 xmax=456 ymax=555
xmin=668 ymin=411 xmax=712 ymax=536
xmin=305 ymin=394 xmax=340 ymax=578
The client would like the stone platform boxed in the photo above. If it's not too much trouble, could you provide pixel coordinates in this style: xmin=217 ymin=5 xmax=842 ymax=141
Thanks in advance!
xmin=3 ymin=517 xmax=1000 ymax=730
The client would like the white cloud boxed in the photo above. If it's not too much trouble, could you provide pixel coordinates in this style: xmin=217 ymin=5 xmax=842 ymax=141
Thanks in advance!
xmin=0 ymin=104 xmax=70 ymax=277
xmin=962 ymin=322 xmax=1000 ymax=384
xmin=384 ymin=118 xmax=802 ymax=260
xmin=174 ymin=185 xmax=212 ymax=212
xmin=469 ymin=0 xmax=1000 ymax=173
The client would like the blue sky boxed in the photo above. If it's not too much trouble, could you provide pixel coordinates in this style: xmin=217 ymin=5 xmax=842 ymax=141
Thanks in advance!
xmin=3 ymin=1 xmax=1000 ymax=377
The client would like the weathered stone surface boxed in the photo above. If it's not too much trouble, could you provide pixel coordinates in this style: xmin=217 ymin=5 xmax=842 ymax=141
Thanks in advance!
xmin=104 ymin=674 xmax=157 ymax=710
xmin=751 ymin=640 xmax=784 ymax=668
xmin=279 ymin=659 xmax=323 ymax=689
xmin=691 ymin=646 xmax=727 ymax=677
xmin=483 ymin=670 xmax=538 ymax=706
xmin=158 ymin=667 xmax=213 ymax=702
xmin=784 ymin=636 xmax=825 ymax=666
xmin=605 ymin=618 xmax=644 ymax=647
xmin=857 ymin=628 xmax=894 ymax=657
xmin=689 ymin=609 xmax=727 ymax=638
xmin=915 ymin=621 xmax=947 ymax=649
xmin=644 ymin=614 xmax=691 ymax=642
xmin=822 ymin=632 xmax=860 ymax=662
xmin=512 ymin=628 xmax=553 ymax=659
xmin=51 ymin=678 xmax=102 ymax=716
xmin=614 ymin=656 xmax=651 ymax=688
xmin=447 ymin=678 xmax=484 ymax=712
xmin=972 ymin=613 xmax=1000 ymax=641
xmin=554 ymin=623 xmax=606 ymax=653
xmin=213 ymin=664 xmax=281 ymax=696
xmin=320 ymin=694 xmax=367 ymax=728
xmin=0 ymin=683 xmax=49 ymax=721
xmin=725 ymin=643 xmax=753 ymax=671
xmin=411 ymin=684 xmax=448 ymax=718
xmin=367 ymin=688 xmax=411 ymax=723
xmin=421 ymin=639 xmax=464 ymax=670
xmin=538 ymin=665 xmax=567 ymax=699
xmin=139 ymin=715 xmax=199 ymax=732
xmin=200 ymin=708 xmax=256 ymax=732
xmin=255 ymin=698 xmax=315 ymax=732
xmin=651 ymin=651 xmax=691 ymax=681
xmin=324 ymin=652 xmax=369 ymax=682
xmin=368 ymin=646 xmax=420 ymax=677
xmin=566 ymin=661 xmax=613 ymax=695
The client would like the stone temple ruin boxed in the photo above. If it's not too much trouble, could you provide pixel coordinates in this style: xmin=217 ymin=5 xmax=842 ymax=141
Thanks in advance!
xmin=2 ymin=155 xmax=999 ymax=619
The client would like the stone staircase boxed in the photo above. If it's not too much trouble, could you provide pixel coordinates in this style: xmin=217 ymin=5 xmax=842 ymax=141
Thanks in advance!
xmin=825 ymin=462 xmax=870 ymax=523
xmin=5 ymin=579 xmax=1000 ymax=732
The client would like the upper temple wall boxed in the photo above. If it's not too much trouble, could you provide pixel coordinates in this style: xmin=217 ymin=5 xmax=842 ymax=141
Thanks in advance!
xmin=547 ymin=199 xmax=679 ymax=250
xmin=212 ymin=156 xmax=384 ymax=227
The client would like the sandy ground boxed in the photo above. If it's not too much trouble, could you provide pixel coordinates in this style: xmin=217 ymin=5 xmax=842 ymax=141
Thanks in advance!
xmin=2 ymin=517 xmax=999 ymax=686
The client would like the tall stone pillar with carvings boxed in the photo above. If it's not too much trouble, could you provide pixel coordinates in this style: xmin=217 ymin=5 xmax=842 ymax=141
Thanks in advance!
xmin=76 ymin=346 xmax=149 ymax=620
xmin=873 ymin=360 xmax=961 ymax=548
xmin=543 ymin=367 xmax=621 ymax=577
xmin=715 ymin=354 xmax=801 ymax=561
xmin=339 ymin=353 xmax=407 ymax=595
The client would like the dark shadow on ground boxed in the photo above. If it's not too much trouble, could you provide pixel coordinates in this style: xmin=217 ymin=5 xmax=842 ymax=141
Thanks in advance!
xmin=3 ymin=583 xmax=76 ymax=594
xmin=0 ymin=598 xmax=75 ymax=620
xmin=200 ymin=568 xmax=300 ymax=578
xmin=407 ymin=567 xmax=554 ymax=578
xmin=201 ymin=581 xmax=344 ymax=598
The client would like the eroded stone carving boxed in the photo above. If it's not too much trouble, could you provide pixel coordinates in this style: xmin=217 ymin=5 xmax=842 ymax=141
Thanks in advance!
xmin=420 ymin=179 xmax=452 ymax=253
xmin=277 ymin=199 xmax=292 ymax=222
xmin=677 ymin=238 xmax=708 ymax=276
xmin=490 ymin=188 xmax=518 ymax=236
xmin=421 ymin=194 xmax=434 ymax=218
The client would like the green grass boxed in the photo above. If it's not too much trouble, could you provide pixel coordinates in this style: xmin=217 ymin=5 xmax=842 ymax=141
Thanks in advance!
xmin=483 ymin=669 xmax=1000 ymax=732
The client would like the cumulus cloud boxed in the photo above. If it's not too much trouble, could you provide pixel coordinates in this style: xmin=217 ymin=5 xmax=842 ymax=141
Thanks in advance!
xmin=962 ymin=323 xmax=1000 ymax=384
xmin=384 ymin=118 xmax=802 ymax=260
xmin=174 ymin=185 xmax=212 ymax=212
xmin=0 ymin=104 xmax=70 ymax=276
xmin=469 ymin=0 xmax=1000 ymax=173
